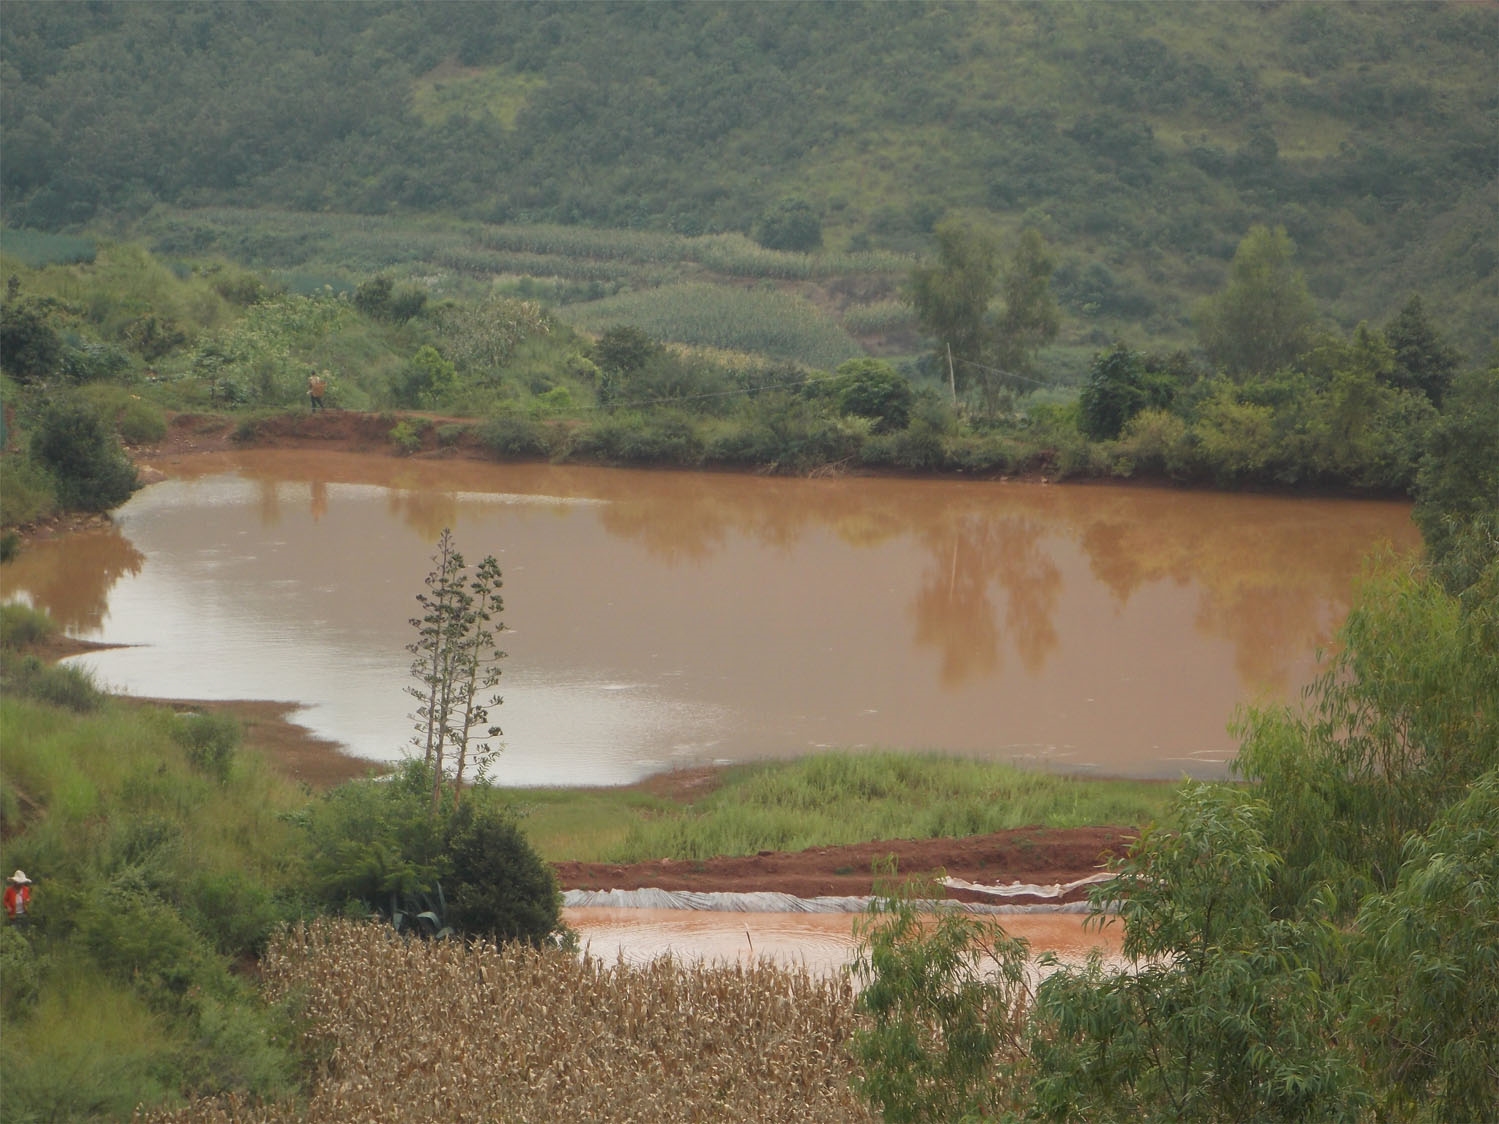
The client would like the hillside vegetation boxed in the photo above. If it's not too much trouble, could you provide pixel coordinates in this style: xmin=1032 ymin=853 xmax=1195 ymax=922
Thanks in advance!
xmin=2 ymin=1 xmax=1495 ymax=359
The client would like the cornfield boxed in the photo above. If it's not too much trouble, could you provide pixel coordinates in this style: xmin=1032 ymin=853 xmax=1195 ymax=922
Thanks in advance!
xmin=136 ymin=918 xmax=876 ymax=1123
xmin=569 ymin=283 xmax=861 ymax=370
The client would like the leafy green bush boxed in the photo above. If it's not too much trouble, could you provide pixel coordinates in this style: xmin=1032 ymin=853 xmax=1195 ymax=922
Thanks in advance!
xmin=1347 ymin=770 xmax=1499 ymax=1123
xmin=172 ymin=711 xmax=240 ymax=784
xmin=831 ymin=358 xmax=914 ymax=434
xmin=388 ymin=419 xmax=423 ymax=455
xmin=572 ymin=411 xmax=705 ymax=466
xmin=77 ymin=877 xmax=210 ymax=994
xmin=0 ymin=299 xmax=64 ymax=384
xmin=0 ymin=603 xmax=55 ymax=650
xmin=853 ymin=884 xmax=1032 ymax=1124
xmin=28 ymin=398 xmax=137 ymax=512
xmin=443 ymin=802 xmax=562 ymax=947
xmin=707 ymin=393 xmax=860 ymax=472
xmin=939 ymin=433 xmax=1019 ymax=475
xmin=753 ymin=197 xmax=823 ymax=252
xmin=478 ymin=412 xmax=554 ymax=459
xmin=0 ymin=927 xmax=43 ymax=1013
xmin=297 ymin=760 xmax=561 ymax=946
xmin=5 ymin=655 xmax=106 ymax=712
xmin=116 ymin=398 xmax=168 ymax=445
xmin=184 ymin=869 xmax=286 ymax=958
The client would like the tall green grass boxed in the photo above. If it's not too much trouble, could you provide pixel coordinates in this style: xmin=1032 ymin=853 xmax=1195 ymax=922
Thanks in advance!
xmin=0 ymin=684 xmax=315 ymax=1119
xmin=503 ymin=751 xmax=1172 ymax=863
xmin=0 ymin=603 xmax=55 ymax=650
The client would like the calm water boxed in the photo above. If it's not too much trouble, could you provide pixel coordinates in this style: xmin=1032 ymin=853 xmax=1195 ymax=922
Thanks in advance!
xmin=563 ymin=907 xmax=1124 ymax=978
xmin=2 ymin=450 xmax=1419 ymax=785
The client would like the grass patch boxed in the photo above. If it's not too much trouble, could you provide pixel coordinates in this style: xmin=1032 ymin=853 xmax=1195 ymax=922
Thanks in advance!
xmin=0 ymin=603 xmax=56 ymax=650
xmin=506 ymin=751 xmax=1172 ymax=864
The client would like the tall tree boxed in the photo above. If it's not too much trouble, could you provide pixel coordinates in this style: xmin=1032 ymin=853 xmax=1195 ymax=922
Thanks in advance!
xmin=993 ymin=228 xmax=1060 ymax=400
xmin=1196 ymin=225 xmax=1318 ymax=379
xmin=1382 ymin=294 xmax=1461 ymax=406
xmin=406 ymin=530 xmax=506 ymax=811
xmin=908 ymin=221 xmax=1058 ymax=416
xmin=908 ymin=217 xmax=1003 ymax=403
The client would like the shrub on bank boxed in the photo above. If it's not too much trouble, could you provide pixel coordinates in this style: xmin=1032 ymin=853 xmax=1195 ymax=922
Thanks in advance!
xmin=28 ymin=398 xmax=137 ymax=512
xmin=0 ymin=603 xmax=55 ymax=650
xmin=478 ymin=411 xmax=555 ymax=459
xmin=296 ymin=760 xmax=563 ymax=946
xmin=0 ymin=455 xmax=56 ymax=526
xmin=571 ymin=410 xmax=705 ymax=466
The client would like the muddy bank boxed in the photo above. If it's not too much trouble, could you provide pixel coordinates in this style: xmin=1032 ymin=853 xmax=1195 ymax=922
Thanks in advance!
xmin=552 ymin=826 xmax=1133 ymax=905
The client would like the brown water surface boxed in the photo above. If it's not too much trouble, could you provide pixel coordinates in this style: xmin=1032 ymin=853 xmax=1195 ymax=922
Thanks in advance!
xmin=1 ymin=451 xmax=1418 ymax=785
xmin=564 ymin=907 xmax=1124 ymax=978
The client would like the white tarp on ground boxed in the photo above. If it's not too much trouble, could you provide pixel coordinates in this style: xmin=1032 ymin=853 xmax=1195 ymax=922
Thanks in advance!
xmin=562 ymin=888 xmax=1096 ymax=914
xmin=941 ymin=872 xmax=1114 ymax=899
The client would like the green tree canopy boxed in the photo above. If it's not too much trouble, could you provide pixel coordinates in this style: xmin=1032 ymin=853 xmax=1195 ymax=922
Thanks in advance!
xmin=1196 ymin=225 xmax=1319 ymax=379
xmin=1412 ymin=365 xmax=1499 ymax=595
xmin=752 ymin=197 xmax=823 ymax=252
xmin=908 ymin=218 xmax=1003 ymax=390
xmin=1382 ymin=294 xmax=1462 ymax=407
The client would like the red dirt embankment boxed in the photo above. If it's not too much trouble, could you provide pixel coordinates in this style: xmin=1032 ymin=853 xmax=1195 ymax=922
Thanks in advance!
xmin=552 ymin=827 xmax=1132 ymax=905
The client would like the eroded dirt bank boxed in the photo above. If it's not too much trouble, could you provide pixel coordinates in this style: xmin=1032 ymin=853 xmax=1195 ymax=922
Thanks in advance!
xmin=552 ymin=827 xmax=1133 ymax=905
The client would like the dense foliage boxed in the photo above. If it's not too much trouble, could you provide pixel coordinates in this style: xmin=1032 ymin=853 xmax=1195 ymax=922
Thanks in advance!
xmin=852 ymin=468 xmax=1498 ymax=1121
xmin=2 ymin=2 xmax=1494 ymax=356
xmin=296 ymin=759 xmax=561 ymax=947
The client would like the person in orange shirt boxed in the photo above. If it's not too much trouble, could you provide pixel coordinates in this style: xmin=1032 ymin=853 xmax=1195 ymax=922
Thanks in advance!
xmin=308 ymin=372 xmax=328 ymax=411
xmin=4 ymin=870 xmax=32 ymax=922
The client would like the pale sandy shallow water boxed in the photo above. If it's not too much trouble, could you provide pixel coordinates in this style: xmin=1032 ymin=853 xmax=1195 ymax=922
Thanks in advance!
xmin=564 ymin=907 xmax=1125 ymax=977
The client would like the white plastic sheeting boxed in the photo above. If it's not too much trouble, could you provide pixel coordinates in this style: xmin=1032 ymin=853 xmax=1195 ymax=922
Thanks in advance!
xmin=562 ymin=888 xmax=1096 ymax=914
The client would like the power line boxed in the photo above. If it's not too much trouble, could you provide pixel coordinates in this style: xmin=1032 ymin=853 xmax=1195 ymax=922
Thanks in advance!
xmin=948 ymin=354 xmax=1057 ymax=390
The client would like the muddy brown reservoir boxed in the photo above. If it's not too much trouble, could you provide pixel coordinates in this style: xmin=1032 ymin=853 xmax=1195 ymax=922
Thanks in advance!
xmin=3 ymin=451 xmax=1419 ymax=785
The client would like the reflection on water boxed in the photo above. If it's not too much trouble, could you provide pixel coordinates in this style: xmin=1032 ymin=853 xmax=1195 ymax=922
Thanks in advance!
xmin=0 ymin=524 xmax=145 ymax=634
xmin=564 ymin=907 xmax=1125 ymax=978
xmin=0 ymin=451 xmax=1419 ymax=785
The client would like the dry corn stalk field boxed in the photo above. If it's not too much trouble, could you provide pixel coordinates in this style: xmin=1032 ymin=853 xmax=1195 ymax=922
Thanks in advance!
xmin=137 ymin=918 xmax=878 ymax=1123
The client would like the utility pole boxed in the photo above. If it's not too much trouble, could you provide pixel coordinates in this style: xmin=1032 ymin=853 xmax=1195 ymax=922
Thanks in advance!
xmin=947 ymin=342 xmax=957 ymax=406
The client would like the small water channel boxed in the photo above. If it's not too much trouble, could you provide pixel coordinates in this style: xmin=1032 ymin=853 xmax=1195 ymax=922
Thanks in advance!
xmin=564 ymin=906 xmax=1125 ymax=978
xmin=2 ymin=450 xmax=1419 ymax=785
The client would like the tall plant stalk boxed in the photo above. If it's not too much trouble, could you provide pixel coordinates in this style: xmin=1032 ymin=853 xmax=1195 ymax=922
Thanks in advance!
xmin=406 ymin=530 xmax=505 ymax=812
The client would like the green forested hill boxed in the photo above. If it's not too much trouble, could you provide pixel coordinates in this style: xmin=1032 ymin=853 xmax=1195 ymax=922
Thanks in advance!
xmin=1 ymin=0 xmax=1495 ymax=357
